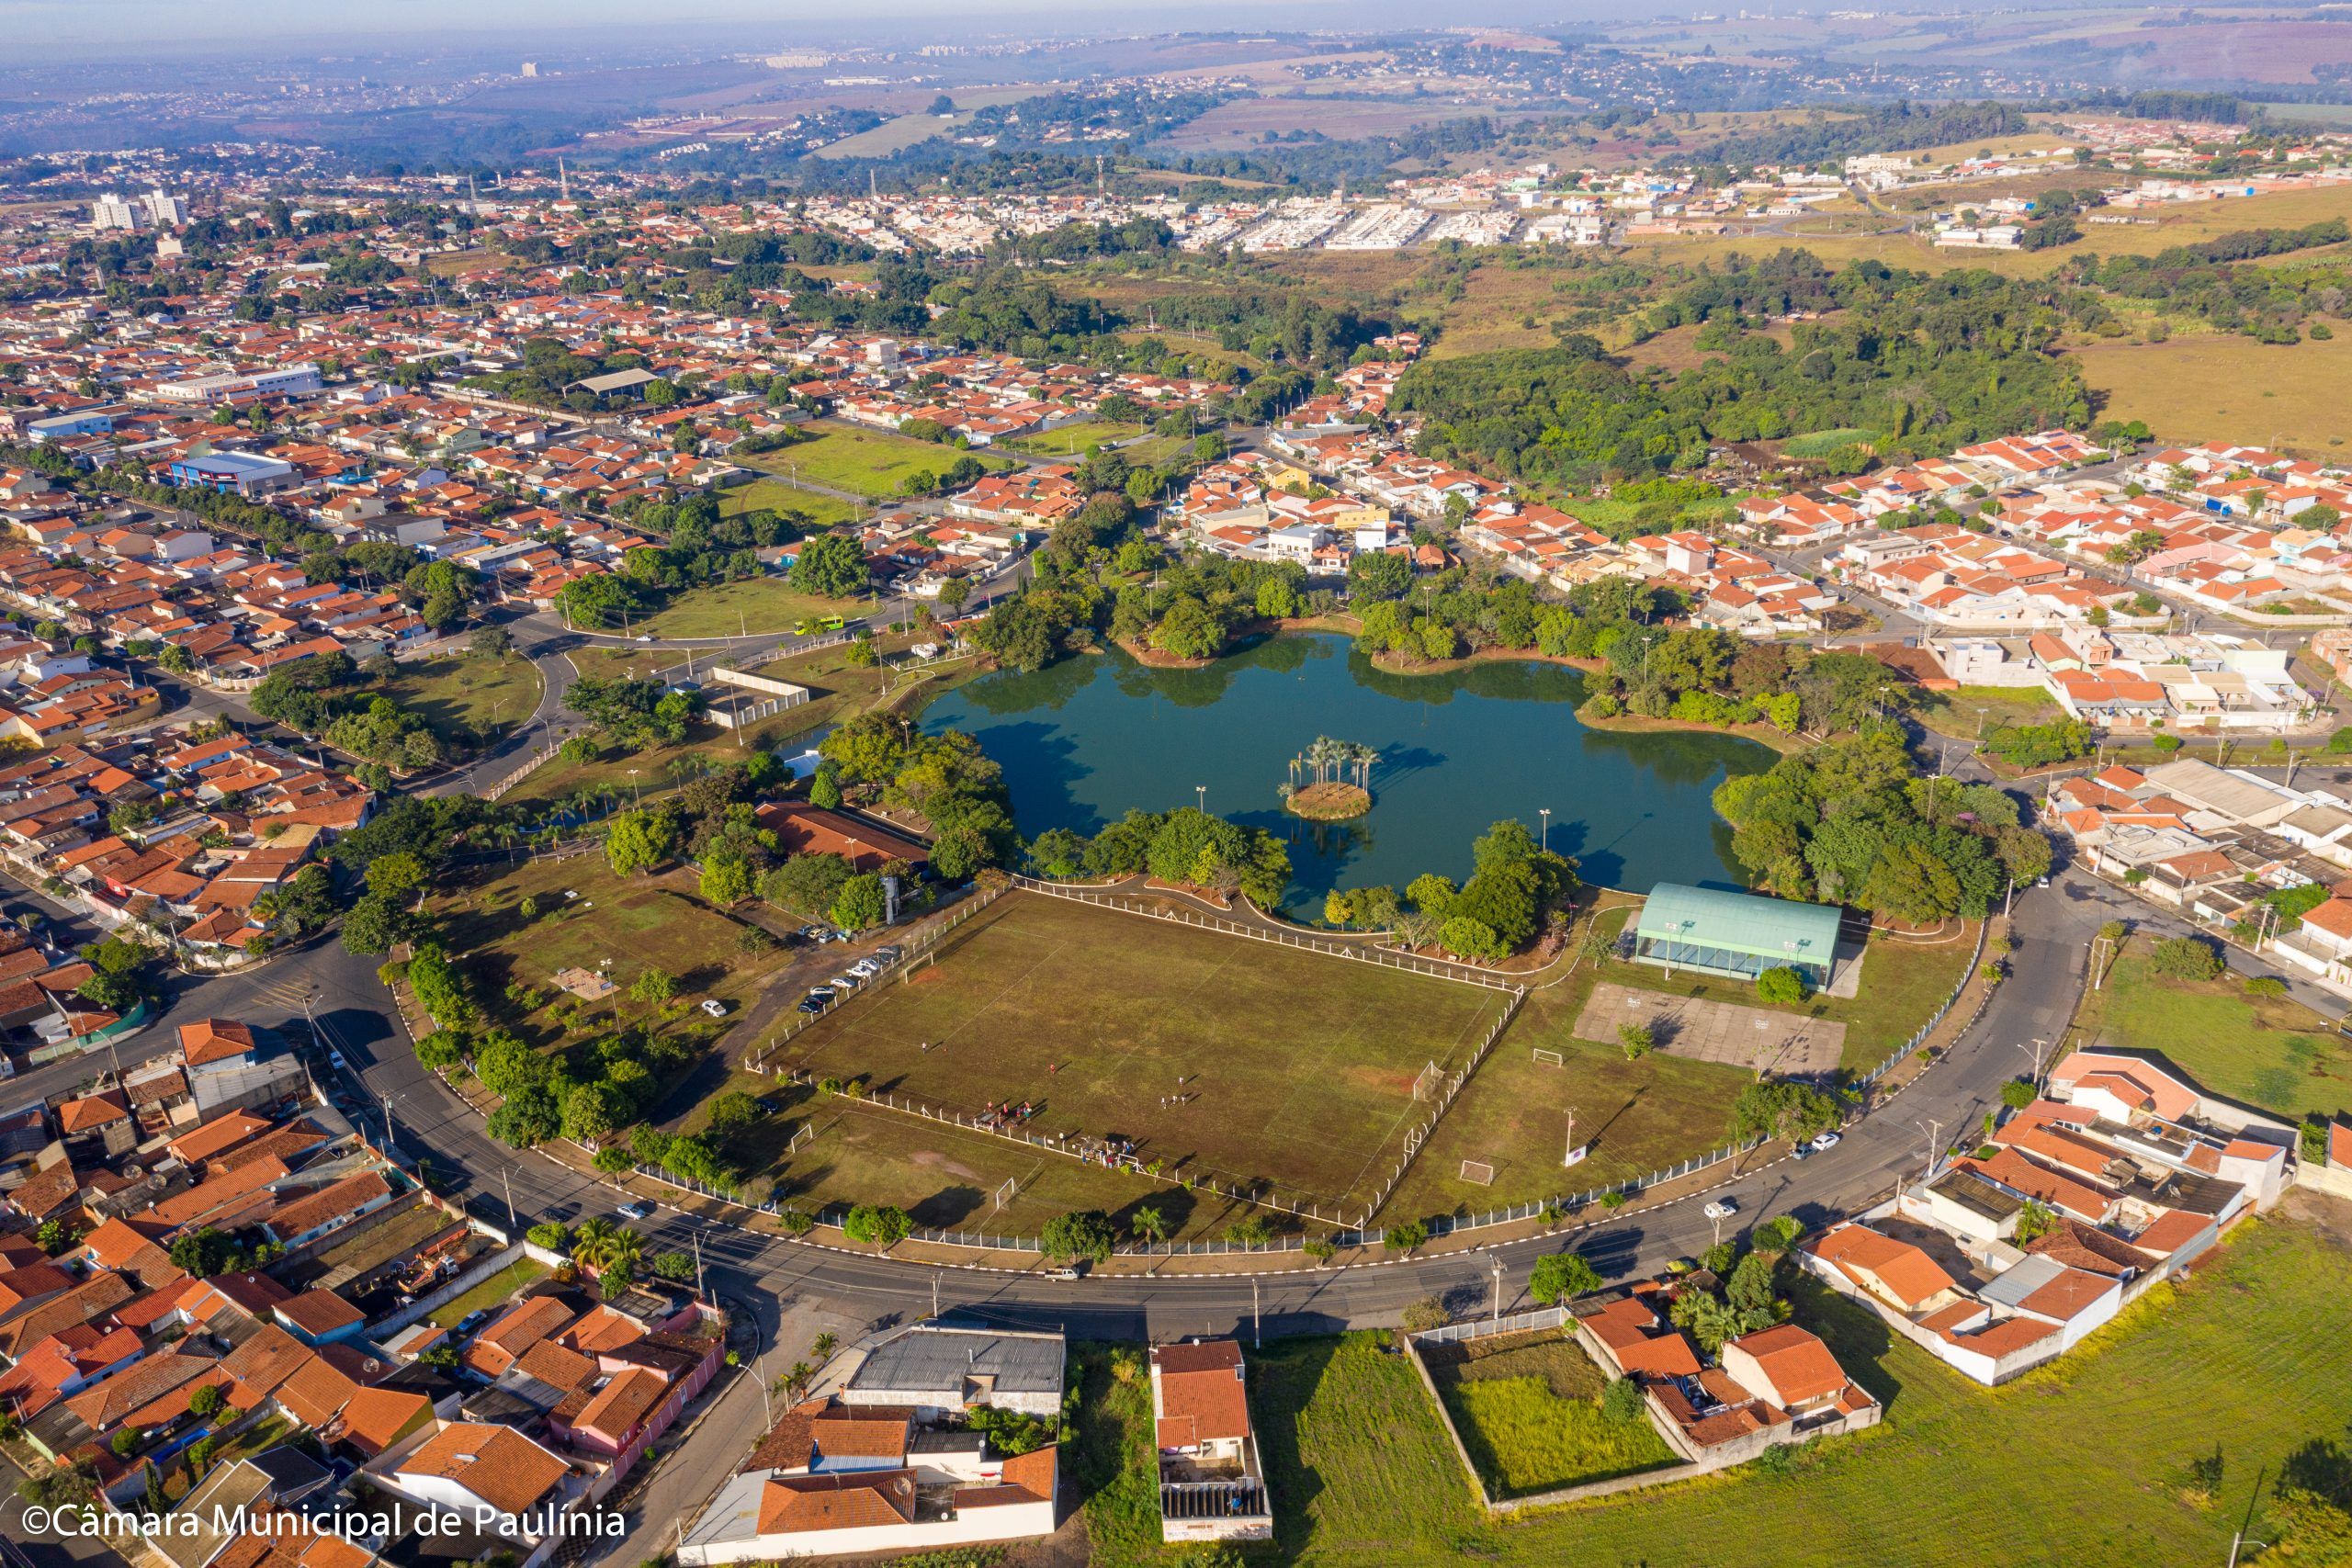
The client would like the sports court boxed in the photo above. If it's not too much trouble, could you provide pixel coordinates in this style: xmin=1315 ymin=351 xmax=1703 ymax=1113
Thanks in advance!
xmin=1572 ymin=982 xmax=1847 ymax=1077
xmin=782 ymin=891 xmax=1510 ymax=1213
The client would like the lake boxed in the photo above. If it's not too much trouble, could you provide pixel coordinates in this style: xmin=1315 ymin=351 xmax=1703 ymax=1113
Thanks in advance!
xmin=922 ymin=634 xmax=1777 ymax=911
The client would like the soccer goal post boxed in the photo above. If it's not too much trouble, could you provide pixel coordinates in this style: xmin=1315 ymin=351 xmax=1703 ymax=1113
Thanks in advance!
xmin=1459 ymin=1159 xmax=1496 ymax=1186
xmin=1532 ymin=1047 xmax=1565 ymax=1067
xmin=992 ymin=1176 xmax=1019 ymax=1212
xmin=786 ymin=1123 xmax=816 ymax=1156
xmin=1412 ymin=1060 xmax=1444 ymax=1101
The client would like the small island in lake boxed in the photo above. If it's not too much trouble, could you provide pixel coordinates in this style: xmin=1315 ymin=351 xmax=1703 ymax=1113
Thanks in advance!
xmin=1281 ymin=735 xmax=1375 ymax=821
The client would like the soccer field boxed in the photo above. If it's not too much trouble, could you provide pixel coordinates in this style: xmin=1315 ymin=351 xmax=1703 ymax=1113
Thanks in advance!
xmin=783 ymin=892 xmax=1510 ymax=1216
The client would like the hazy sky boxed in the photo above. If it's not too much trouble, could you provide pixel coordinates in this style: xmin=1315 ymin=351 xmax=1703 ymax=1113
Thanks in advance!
xmin=5 ymin=0 xmax=1596 ymax=57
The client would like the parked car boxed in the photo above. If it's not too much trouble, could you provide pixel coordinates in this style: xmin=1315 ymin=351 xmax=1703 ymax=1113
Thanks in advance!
xmin=1043 ymin=1265 xmax=1084 ymax=1282
xmin=699 ymin=998 xmax=728 ymax=1018
xmin=327 ymin=1049 xmax=347 ymax=1071
xmin=848 ymin=958 xmax=881 ymax=979
xmin=616 ymin=1201 xmax=654 ymax=1220
xmin=1702 ymin=1198 xmax=1739 ymax=1221
xmin=829 ymin=975 xmax=860 ymax=993
xmin=874 ymin=944 xmax=903 ymax=963
xmin=455 ymin=1309 xmax=492 ymax=1337
xmin=799 ymin=988 xmax=834 ymax=1014
xmin=1790 ymin=1143 xmax=1812 ymax=1161
xmin=1808 ymin=1131 xmax=1842 ymax=1153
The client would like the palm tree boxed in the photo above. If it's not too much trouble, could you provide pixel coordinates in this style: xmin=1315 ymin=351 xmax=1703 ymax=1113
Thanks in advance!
xmin=571 ymin=1216 xmax=620 ymax=1267
xmin=1131 ymin=1205 xmax=1168 ymax=1247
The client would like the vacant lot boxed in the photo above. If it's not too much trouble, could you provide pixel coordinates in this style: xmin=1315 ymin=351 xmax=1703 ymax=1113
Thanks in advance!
xmin=379 ymin=652 xmax=541 ymax=750
xmin=641 ymin=576 xmax=864 ymax=640
xmin=1134 ymin=1212 xmax=2352 ymax=1568
xmin=1914 ymin=682 xmax=2068 ymax=742
xmin=2074 ymin=945 xmax=2352 ymax=1123
xmin=434 ymin=857 xmax=794 ymax=1046
xmin=1422 ymin=1329 xmax=1677 ymax=1497
xmin=717 ymin=479 xmax=861 ymax=529
xmin=741 ymin=425 xmax=1015 ymax=500
xmin=2066 ymin=329 xmax=2352 ymax=455
xmin=782 ymin=891 xmax=1509 ymax=1214
xmin=426 ymin=1258 xmax=547 ymax=1328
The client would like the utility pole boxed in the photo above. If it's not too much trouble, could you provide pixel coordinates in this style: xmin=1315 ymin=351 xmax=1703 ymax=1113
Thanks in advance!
xmin=1917 ymin=1117 xmax=1945 ymax=1183
xmin=2017 ymin=1036 xmax=2049 ymax=1089
xmin=502 ymin=1168 xmax=516 ymax=1235
xmin=1490 ymin=1255 xmax=1503 ymax=1323
xmin=1251 ymin=1277 xmax=1261 ymax=1348
xmin=932 ymin=1272 xmax=940 ymax=1320
xmin=692 ymin=1226 xmax=705 ymax=1301
xmin=1563 ymin=1106 xmax=1577 ymax=1167
xmin=1539 ymin=807 xmax=1551 ymax=855
xmin=2227 ymin=1534 xmax=2266 ymax=1568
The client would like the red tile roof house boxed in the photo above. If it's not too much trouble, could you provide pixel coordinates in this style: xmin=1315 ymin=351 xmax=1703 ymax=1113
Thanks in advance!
xmin=1149 ymin=1340 xmax=1271 ymax=1544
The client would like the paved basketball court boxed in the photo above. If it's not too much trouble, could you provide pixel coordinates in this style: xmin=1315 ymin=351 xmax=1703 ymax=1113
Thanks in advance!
xmin=1572 ymin=982 xmax=1847 ymax=1077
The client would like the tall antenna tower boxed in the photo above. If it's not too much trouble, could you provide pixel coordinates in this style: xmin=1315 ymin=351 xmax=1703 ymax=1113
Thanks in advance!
xmin=1096 ymin=153 xmax=1105 ymax=197
xmin=558 ymin=157 xmax=569 ymax=201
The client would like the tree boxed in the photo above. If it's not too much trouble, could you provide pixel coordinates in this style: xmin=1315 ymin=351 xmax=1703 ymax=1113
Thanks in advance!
xmin=652 ymin=1250 xmax=696 ymax=1282
xmin=1729 ymin=1077 xmax=1839 ymax=1145
xmin=831 ymin=872 xmax=888 ymax=932
xmin=1385 ymin=1218 xmax=1430 ymax=1254
xmin=1601 ymin=1376 xmax=1646 ymax=1423
xmin=2000 ymin=1077 xmax=2038 ymax=1110
xmin=1619 ymin=1021 xmax=1654 ymax=1060
xmin=1130 ymin=1206 xmax=1169 ymax=1247
xmin=2014 ymin=1200 xmax=2059 ymax=1244
xmin=629 ymin=967 xmax=677 ymax=1006
xmin=1227 ymin=1213 xmax=1274 ymax=1246
xmin=791 ymin=535 xmax=869 ymax=598
xmin=187 ymin=1382 xmax=226 ymax=1419
xmin=1530 ymin=1250 xmax=1603 ymax=1304
xmin=699 ymin=851 xmax=756 ymax=908
xmin=844 ymin=1204 xmax=912 ymax=1249
xmin=1042 ymin=1210 xmax=1117 ymax=1266
xmin=2149 ymin=935 xmax=2224 ymax=982
xmin=605 ymin=809 xmax=678 ymax=877
xmin=1755 ymin=965 xmax=1809 ymax=1006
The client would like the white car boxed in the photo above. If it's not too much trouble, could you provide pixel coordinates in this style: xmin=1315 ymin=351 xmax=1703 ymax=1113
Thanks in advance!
xmin=616 ymin=1201 xmax=654 ymax=1220
xmin=1808 ymin=1131 xmax=1842 ymax=1153
xmin=848 ymin=958 xmax=881 ymax=979
xmin=699 ymin=998 xmax=728 ymax=1018
xmin=1702 ymin=1198 xmax=1739 ymax=1221
xmin=328 ymin=1049 xmax=347 ymax=1071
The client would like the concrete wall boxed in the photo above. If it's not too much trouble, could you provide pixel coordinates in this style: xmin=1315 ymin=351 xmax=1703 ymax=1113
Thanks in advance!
xmin=675 ymin=1498 xmax=1057 ymax=1564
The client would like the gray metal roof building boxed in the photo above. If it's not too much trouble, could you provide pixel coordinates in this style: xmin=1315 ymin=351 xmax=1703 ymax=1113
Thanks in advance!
xmin=1631 ymin=883 xmax=1841 ymax=987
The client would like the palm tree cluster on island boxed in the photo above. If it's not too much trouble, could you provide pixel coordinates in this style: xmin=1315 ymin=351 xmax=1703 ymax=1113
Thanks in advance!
xmin=1280 ymin=735 xmax=1378 ymax=819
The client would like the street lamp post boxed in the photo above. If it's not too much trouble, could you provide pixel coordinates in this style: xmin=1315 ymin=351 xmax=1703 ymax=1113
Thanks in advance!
xmin=1195 ymin=784 xmax=1206 ymax=815
xmin=1539 ymin=807 xmax=1551 ymax=855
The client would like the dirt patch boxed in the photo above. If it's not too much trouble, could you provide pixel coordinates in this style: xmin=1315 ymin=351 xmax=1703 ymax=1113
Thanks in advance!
xmin=1574 ymin=981 xmax=1847 ymax=1077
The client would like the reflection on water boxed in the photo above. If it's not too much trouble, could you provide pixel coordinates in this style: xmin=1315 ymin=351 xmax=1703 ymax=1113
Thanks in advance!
xmin=923 ymin=634 xmax=1774 ymax=911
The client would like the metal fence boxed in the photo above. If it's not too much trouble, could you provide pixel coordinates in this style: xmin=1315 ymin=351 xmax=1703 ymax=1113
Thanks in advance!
xmin=1397 ymin=918 xmax=1995 ymax=1244
xmin=1011 ymin=874 xmax=1525 ymax=992
xmin=1413 ymin=1305 xmax=1569 ymax=1346
xmin=742 ymin=880 xmax=1011 ymax=1074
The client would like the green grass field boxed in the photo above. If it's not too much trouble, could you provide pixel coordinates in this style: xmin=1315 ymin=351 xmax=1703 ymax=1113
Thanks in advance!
xmin=702 ymin=1093 xmax=1267 ymax=1240
xmin=434 ymin=858 xmax=797 ymax=1046
xmin=379 ymin=652 xmax=542 ymax=750
xmin=717 ymin=479 xmax=862 ymax=528
xmin=1423 ymin=1329 xmax=1677 ymax=1497
xmin=1385 ymin=903 xmax=1975 ymax=1224
xmin=2074 ymin=945 xmax=2352 ymax=1123
xmin=1062 ymin=1211 xmax=2352 ymax=1568
xmin=782 ymin=891 xmax=1510 ymax=1214
xmin=1914 ymin=682 xmax=2069 ymax=742
xmin=426 ymin=1258 xmax=548 ymax=1328
xmin=640 ymin=577 xmax=865 ymax=640
xmin=740 ymin=425 xmax=1016 ymax=501
xmin=997 ymin=419 xmax=1147 ymax=460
